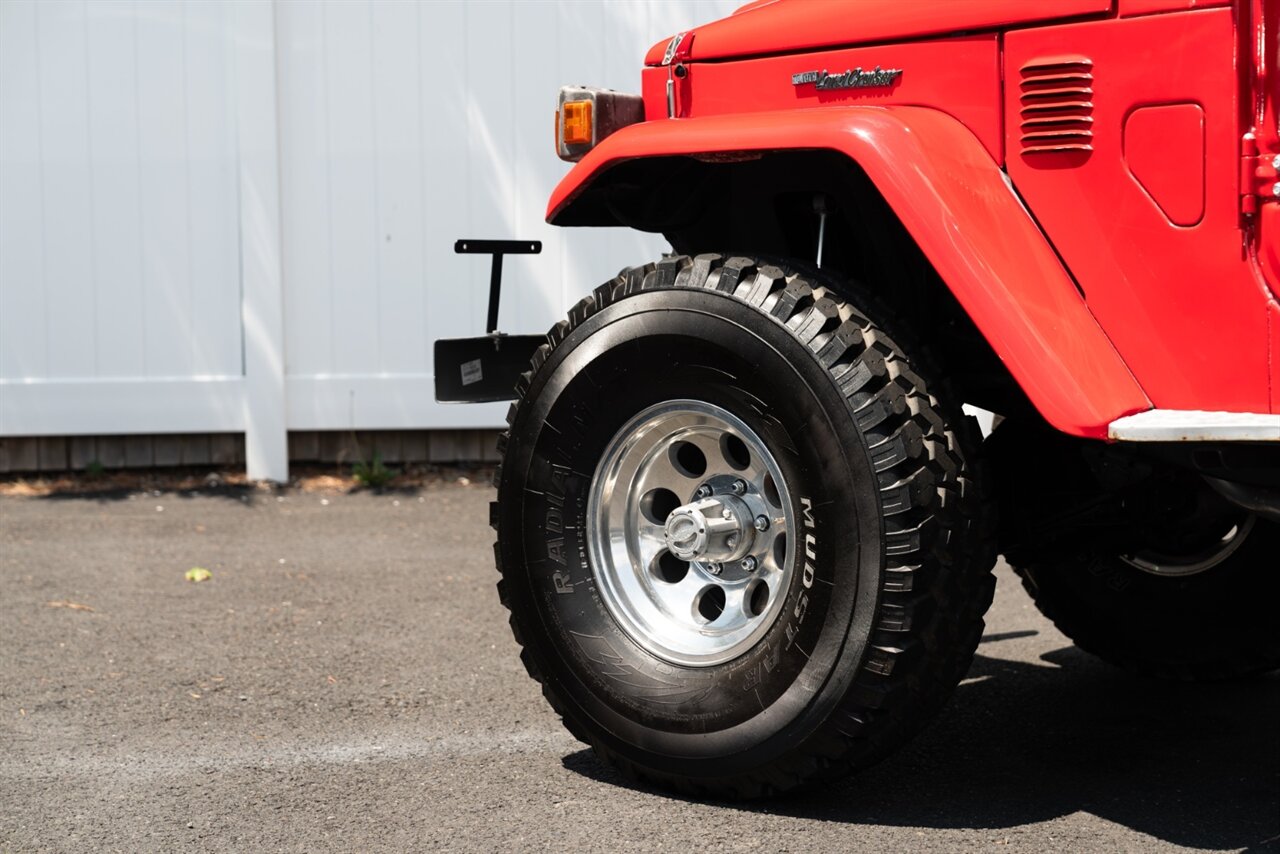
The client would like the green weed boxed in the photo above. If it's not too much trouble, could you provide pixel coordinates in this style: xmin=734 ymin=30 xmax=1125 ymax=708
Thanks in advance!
xmin=352 ymin=452 xmax=396 ymax=489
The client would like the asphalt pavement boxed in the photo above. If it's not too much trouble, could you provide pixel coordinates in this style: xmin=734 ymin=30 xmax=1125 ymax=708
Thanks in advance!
xmin=2 ymin=483 xmax=1277 ymax=852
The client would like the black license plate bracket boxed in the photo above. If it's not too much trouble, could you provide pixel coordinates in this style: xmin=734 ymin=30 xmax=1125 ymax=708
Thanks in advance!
xmin=434 ymin=334 xmax=544 ymax=403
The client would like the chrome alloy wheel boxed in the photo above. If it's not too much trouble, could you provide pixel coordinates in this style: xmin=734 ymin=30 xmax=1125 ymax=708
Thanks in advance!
xmin=587 ymin=400 xmax=795 ymax=667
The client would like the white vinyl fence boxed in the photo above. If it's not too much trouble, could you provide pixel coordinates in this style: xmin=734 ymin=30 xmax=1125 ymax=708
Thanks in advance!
xmin=0 ymin=0 xmax=738 ymax=479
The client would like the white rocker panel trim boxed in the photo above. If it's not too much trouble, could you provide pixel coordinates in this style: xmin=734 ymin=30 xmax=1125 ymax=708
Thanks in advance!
xmin=1108 ymin=410 xmax=1280 ymax=442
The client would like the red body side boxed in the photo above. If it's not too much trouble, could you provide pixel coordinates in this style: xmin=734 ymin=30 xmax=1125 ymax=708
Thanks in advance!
xmin=645 ymin=35 xmax=1004 ymax=161
xmin=561 ymin=0 xmax=1280 ymax=431
xmin=1004 ymin=9 xmax=1271 ymax=413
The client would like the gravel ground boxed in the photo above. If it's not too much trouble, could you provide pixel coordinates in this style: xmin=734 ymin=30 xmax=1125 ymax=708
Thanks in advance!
xmin=1 ymin=484 xmax=1276 ymax=852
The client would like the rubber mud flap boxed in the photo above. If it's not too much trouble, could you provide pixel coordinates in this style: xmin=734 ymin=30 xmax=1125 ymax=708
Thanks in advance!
xmin=434 ymin=335 xmax=545 ymax=403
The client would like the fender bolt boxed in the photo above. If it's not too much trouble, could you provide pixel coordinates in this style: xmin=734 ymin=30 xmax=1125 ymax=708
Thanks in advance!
xmin=731 ymin=479 xmax=747 ymax=495
xmin=754 ymin=515 xmax=769 ymax=531
xmin=741 ymin=556 xmax=758 ymax=571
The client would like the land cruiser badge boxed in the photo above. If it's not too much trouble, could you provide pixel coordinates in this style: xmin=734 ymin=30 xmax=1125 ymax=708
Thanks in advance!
xmin=792 ymin=66 xmax=903 ymax=90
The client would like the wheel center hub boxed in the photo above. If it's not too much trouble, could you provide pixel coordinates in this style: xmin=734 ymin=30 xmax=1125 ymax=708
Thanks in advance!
xmin=663 ymin=495 xmax=754 ymax=563
xmin=587 ymin=399 xmax=795 ymax=667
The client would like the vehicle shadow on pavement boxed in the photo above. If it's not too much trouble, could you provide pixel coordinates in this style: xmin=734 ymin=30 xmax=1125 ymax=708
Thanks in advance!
xmin=33 ymin=485 xmax=262 ymax=504
xmin=562 ymin=640 xmax=1280 ymax=850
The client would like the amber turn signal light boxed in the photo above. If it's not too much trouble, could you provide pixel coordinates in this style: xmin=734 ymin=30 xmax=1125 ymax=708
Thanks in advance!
xmin=561 ymin=100 xmax=593 ymax=146
xmin=555 ymin=86 xmax=643 ymax=162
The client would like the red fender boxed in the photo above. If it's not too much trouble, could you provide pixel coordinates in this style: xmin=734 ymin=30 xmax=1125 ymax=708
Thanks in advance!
xmin=547 ymin=106 xmax=1151 ymax=439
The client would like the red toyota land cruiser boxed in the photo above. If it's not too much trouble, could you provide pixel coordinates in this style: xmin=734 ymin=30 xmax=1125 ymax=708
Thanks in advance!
xmin=437 ymin=0 xmax=1280 ymax=797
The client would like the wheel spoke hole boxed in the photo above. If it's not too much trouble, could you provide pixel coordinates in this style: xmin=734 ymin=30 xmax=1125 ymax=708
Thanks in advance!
xmin=694 ymin=585 xmax=726 ymax=624
xmin=772 ymin=531 xmax=788 ymax=569
xmin=746 ymin=580 xmax=769 ymax=617
xmin=669 ymin=441 xmax=707 ymax=478
xmin=763 ymin=472 xmax=782 ymax=509
xmin=653 ymin=550 xmax=689 ymax=584
xmin=640 ymin=488 xmax=681 ymax=525
xmin=720 ymin=433 xmax=751 ymax=471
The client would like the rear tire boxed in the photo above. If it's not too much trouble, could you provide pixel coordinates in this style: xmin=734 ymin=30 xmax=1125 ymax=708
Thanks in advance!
xmin=990 ymin=418 xmax=1280 ymax=680
xmin=491 ymin=254 xmax=996 ymax=797
xmin=1013 ymin=524 xmax=1280 ymax=680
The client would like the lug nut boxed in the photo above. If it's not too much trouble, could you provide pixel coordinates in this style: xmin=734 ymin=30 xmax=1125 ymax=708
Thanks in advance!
xmin=741 ymin=556 xmax=757 ymax=572
xmin=695 ymin=485 xmax=712 ymax=499
xmin=721 ymin=508 xmax=733 ymax=519
xmin=731 ymin=479 xmax=747 ymax=495
xmin=726 ymin=535 xmax=738 ymax=549
xmin=754 ymin=515 xmax=769 ymax=532
xmin=705 ymin=562 xmax=722 ymax=576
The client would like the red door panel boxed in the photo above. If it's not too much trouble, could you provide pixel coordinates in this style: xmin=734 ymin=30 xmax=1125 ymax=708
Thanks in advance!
xmin=1006 ymin=9 xmax=1270 ymax=412
xmin=1272 ymin=301 xmax=1280 ymax=412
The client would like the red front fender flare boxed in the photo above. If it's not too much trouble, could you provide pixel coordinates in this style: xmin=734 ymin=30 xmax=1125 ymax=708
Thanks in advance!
xmin=547 ymin=107 xmax=1150 ymax=439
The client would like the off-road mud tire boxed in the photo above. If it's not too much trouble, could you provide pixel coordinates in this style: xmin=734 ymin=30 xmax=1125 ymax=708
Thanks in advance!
xmin=491 ymin=253 xmax=996 ymax=797
xmin=989 ymin=418 xmax=1280 ymax=681
xmin=1012 ymin=525 xmax=1280 ymax=681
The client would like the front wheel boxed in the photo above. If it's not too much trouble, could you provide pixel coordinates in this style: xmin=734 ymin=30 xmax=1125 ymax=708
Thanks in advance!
xmin=492 ymin=254 xmax=995 ymax=797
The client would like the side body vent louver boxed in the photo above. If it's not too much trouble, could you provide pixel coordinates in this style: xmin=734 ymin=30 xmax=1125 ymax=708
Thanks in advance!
xmin=1019 ymin=55 xmax=1094 ymax=155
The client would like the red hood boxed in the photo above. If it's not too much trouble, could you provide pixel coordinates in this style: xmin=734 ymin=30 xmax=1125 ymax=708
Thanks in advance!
xmin=644 ymin=0 xmax=1110 ymax=65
